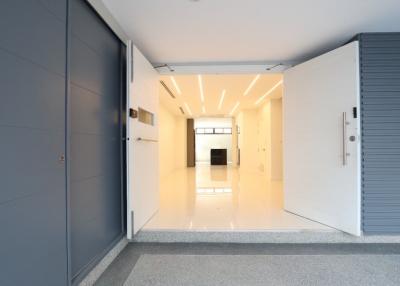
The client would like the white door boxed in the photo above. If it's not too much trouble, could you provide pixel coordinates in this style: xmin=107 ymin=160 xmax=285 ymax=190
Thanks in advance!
xmin=283 ymin=41 xmax=361 ymax=236
xmin=126 ymin=43 xmax=159 ymax=238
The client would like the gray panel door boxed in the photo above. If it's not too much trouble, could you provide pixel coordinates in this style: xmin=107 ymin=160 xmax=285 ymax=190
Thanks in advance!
xmin=0 ymin=0 xmax=68 ymax=285
xmin=69 ymin=0 xmax=123 ymax=282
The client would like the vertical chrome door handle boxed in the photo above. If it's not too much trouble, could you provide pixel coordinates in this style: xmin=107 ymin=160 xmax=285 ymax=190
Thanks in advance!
xmin=342 ymin=112 xmax=350 ymax=166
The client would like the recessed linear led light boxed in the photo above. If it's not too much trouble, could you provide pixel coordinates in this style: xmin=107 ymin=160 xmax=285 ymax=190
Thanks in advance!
xmin=198 ymin=75 xmax=205 ymax=102
xmin=160 ymin=80 xmax=175 ymax=99
xmin=254 ymin=80 xmax=283 ymax=105
xmin=184 ymin=102 xmax=192 ymax=116
xmin=170 ymin=76 xmax=181 ymax=95
xmin=202 ymin=105 xmax=206 ymax=114
xmin=229 ymin=101 xmax=240 ymax=116
xmin=243 ymin=74 xmax=260 ymax=96
xmin=218 ymin=89 xmax=226 ymax=110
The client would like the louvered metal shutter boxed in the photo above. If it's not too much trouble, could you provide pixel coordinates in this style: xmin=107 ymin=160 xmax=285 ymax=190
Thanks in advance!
xmin=360 ymin=33 xmax=400 ymax=234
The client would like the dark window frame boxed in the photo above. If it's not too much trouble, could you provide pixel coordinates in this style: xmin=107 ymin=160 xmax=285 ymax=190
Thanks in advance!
xmin=195 ymin=127 xmax=232 ymax=135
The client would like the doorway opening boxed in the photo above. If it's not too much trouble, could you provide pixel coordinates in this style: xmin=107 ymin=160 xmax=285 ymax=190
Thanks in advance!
xmin=127 ymin=42 xmax=361 ymax=238
xmin=142 ymin=73 xmax=331 ymax=231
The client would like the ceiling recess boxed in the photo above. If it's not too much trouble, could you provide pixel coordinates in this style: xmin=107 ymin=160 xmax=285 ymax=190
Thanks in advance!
xmin=160 ymin=80 xmax=176 ymax=99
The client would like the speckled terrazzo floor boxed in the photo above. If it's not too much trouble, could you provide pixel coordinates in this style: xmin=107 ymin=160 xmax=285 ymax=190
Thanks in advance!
xmin=95 ymin=243 xmax=400 ymax=286
xmin=124 ymin=254 xmax=400 ymax=286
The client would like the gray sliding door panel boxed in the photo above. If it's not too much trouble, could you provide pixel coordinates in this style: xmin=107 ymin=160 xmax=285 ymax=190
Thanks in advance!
xmin=0 ymin=0 xmax=68 ymax=285
xmin=70 ymin=38 xmax=120 ymax=97
xmin=70 ymin=0 xmax=123 ymax=282
xmin=360 ymin=33 xmax=400 ymax=234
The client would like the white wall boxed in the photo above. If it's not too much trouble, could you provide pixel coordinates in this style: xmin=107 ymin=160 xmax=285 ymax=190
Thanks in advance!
xmin=195 ymin=118 xmax=233 ymax=163
xmin=232 ymin=117 xmax=239 ymax=166
xmin=270 ymin=99 xmax=283 ymax=180
xmin=159 ymin=103 xmax=187 ymax=180
xmin=236 ymin=110 xmax=259 ymax=172
xmin=174 ymin=117 xmax=187 ymax=169
xmin=195 ymin=117 xmax=232 ymax=128
xmin=235 ymin=98 xmax=283 ymax=178
xmin=196 ymin=134 xmax=233 ymax=163
xmin=256 ymin=98 xmax=283 ymax=180
xmin=257 ymin=101 xmax=272 ymax=176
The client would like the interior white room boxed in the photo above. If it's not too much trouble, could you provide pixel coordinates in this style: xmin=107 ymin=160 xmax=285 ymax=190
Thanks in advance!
xmin=141 ymin=73 xmax=332 ymax=232
xmin=195 ymin=117 xmax=233 ymax=165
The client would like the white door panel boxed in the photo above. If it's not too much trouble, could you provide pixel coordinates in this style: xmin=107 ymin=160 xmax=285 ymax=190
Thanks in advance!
xmin=127 ymin=43 xmax=159 ymax=238
xmin=283 ymin=41 xmax=361 ymax=235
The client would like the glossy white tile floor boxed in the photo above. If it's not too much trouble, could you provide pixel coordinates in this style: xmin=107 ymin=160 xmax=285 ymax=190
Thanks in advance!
xmin=143 ymin=165 xmax=332 ymax=231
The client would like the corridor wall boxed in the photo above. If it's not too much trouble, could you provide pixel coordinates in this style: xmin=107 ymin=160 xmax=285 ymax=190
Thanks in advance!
xmin=159 ymin=102 xmax=187 ymax=179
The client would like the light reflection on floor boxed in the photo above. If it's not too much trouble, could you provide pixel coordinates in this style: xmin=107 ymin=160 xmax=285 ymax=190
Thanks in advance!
xmin=143 ymin=165 xmax=331 ymax=231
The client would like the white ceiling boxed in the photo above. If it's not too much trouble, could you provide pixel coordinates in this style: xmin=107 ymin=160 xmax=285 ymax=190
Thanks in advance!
xmin=102 ymin=0 xmax=400 ymax=65
xmin=159 ymin=74 xmax=283 ymax=117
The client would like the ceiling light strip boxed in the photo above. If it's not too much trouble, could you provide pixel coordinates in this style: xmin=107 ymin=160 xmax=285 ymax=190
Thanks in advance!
xmin=184 ymin=102 xmax=193 ymax=116
xmin=243 ymin=74 xmax=260 ymax=96
xmin=160 ymin=80 xmax=176 ymax=99
xmin=255 ymin=80 xmax=283 ymax=105
xmin=170 ymin=76 xmax=182 ymax=95
xmin=218 ymin=89 xmax=226 ymax=110
xmin=198 ymin=75 xmax=205 ymax=102
xmin=229 ymin=101 xmax=240 ymax=116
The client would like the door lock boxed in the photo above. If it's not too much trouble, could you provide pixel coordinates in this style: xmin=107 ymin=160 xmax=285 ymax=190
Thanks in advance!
xmin=349 ymin=135 xmax=356 ymax=142
xmin=59 ymin=154 xmax=65 ymax=162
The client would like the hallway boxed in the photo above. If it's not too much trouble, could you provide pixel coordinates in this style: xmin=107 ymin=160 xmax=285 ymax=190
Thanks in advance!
xmin=143 ymin=165 xmax=331 ymax=231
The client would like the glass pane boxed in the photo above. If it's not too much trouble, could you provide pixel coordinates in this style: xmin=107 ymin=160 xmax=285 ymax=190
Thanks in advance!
xmin=214 ymin=128 xmax=224 ymax=134
xmin=223 ymin=128 xmax=232 ymax=134
xmin=204 ymin=128 xmax=213 ymax=134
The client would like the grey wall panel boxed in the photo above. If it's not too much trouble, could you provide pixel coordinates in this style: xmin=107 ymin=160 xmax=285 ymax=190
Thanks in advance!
xmin=39 ymin=0 xmax=67 ymax=21
xmin=0 ymin=127 xmax=65 ymax=205
xmin=69 ymin=0 xmax=123 ymax=283
xmin=0 ymin=0 xmax=67 ymax=76
xmin=0 ymin=0 xmax=68 ymax=285
xmin=0 ymin=186 xmax=67 ymax=285
xmin=0 ymin=51 xmax=66 ymax=130
xmin=70 ymin=0 xmax=120 ymax=58
xmin=70 ymin=84 xmax=119 ymax=137
xmin=70 ymin=37 xmax=119 ymax=97
xmin=360 ymin=33 xmax=400 ymax=234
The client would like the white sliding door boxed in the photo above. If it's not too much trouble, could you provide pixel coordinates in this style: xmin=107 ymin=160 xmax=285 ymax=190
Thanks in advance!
xmin=126 ymin=43 xmax=159 ymax=238
xmin=283 ymin=41 xmax=361 ymax=236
